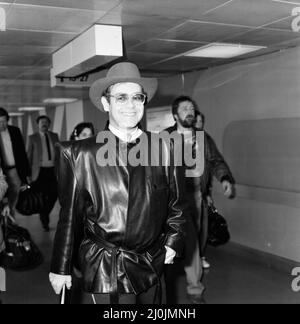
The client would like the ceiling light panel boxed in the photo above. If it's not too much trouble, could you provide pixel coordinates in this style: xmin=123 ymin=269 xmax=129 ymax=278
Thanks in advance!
xmin=9 ymin=112 xmax=24 ymax=117
xmin=43 ymin=98 xmax=78 ymax=104
xmin=185 ymin=43 xmax=266 ymax=58
xmin=18 ymin=106 xmax=45 ymax=111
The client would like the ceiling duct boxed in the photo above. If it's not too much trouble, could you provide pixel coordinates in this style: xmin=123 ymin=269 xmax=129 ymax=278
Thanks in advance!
xmin=51 ymin=24 xmax=123 ymax=87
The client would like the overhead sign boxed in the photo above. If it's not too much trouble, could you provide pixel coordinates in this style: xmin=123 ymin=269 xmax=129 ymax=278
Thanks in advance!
xmin=50 ymin=69 xmax=107 ymax=88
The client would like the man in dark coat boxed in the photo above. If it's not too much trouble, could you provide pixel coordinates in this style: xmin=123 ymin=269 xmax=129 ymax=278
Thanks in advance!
xmin=49 ymin=62 xmax=187 ymax=304
xmin=0 ymin=108 xmax=30 ymax=217
xmin=164 ymin=96 xmax=235 ymax=304
xmin=193 ymin=110 xmax=235 ymax=269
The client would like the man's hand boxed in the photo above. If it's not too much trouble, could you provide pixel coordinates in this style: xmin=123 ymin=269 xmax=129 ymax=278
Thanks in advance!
xmin=164 ymin=246 xmax=176 ymax=264
xmin=1 ymin=205 xmax=10 ymax=218
xmin=222 ymin=181 xmax=235 ymax=198
xmin=49 ymin=272 xmax=72 ymax=295
xmin=206 ymin=195 xmax=213 ymax=206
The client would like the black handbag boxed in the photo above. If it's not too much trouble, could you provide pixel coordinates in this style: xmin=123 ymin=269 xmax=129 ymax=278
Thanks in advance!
xmin=16 ymin=183 xmax=50 ymax=216
xmin=0 ymin=215 xmax=43 ymax=271
xmin=207 ymin=204 xmax=230 ymax=247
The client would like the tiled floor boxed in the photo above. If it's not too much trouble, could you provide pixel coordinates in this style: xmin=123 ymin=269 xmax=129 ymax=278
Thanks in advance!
xmin=1 ymin=207 xmax=300 ymax=304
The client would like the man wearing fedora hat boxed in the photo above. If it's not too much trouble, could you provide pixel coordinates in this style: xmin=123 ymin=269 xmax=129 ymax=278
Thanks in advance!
xmin=49 ymin=62 xmax=187 ymax=304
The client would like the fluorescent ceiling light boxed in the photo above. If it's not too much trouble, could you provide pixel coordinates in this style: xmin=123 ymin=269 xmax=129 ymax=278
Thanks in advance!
xmin=43 ymin=98 xmax=78 ymax=104
xmin=9 ymin=112 xmax=24 ymax=117
xmin=184 ymin=43 xmax=266 ymax=58
xmin=18 ymin=107 xmax=45 ymax=112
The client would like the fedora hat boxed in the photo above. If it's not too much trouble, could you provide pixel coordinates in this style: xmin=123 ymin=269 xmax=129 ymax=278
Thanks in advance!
xmin=89 ymin=62 xmax=158 ymax=111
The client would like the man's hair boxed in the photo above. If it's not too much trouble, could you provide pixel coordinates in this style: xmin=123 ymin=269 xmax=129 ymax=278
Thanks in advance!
xmin=0 ymin=107 xmax=9 ymax=121
xmin=195 ymin=110 xmax=205 ymax=124
xmin=102 ymin=85 xmax=113 ymax=102
xmin=171 ymin=95 xmax=198 ymax=116
xmin=36 ymin=115 xmax=51 ymax=124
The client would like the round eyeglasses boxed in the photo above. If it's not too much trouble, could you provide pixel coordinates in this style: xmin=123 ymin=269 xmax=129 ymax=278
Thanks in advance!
xmin=108 ymin=93 xmax=147 ymax=105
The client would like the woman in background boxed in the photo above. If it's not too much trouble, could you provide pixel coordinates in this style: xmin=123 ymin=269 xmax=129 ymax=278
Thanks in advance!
xmin=69 ymin=122 xmax=95 ymax=141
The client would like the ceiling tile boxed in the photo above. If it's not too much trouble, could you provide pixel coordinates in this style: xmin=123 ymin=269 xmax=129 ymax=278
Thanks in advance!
xmin=266 ymin=16 xmax=300 ymax=31
xmin=0 ymin=29 xmax=76 ymax=47
xmin=15 ymin=68 xmax=51 ymax=81
xmin=200 ymin=0 xmax=296 ymax=27
xmin=0 ymin=45 xmax=56 ymax=56
xmin=98 ymin=13 xmax=185 ymax=45
xmin=271 ymin=0 xmax=300 ymax=4
xmin=225 ymin=28 xmax=300 ymax=46
xmin=6 ymin=4 xmax=107 ymax=33
xmin=12 ymin=0 xmax=121 ymax=11
xmin=120 ymin=0 xmax=232 ymax=18
xmin=0 ymin=54 xmax=51 ymax=66
xmin=160 ymin=20 xmax=252 ymax=42
xmin=149 ymin=56 xmax=220 ymax=72
xmin=0 ymin=66 xmax=40 ymax=79
xmin=130 ymin=39 xmax=206 ymax=55
xmin=126 ymin=51 xmax=171 ymax=68
xmin=268 ymin=34 xmax=300 ymax=48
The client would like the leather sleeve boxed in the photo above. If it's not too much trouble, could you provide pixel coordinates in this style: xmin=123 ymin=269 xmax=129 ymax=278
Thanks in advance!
xmin=164 ymin=142 xmax=187 ymax=256
xmin=205 ymin=132 xmax=235 ymax=184
xmin=50 ymin=142 xmax=80 ymax=275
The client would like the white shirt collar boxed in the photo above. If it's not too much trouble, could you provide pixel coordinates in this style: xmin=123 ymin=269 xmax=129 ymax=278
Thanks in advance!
xmin=108 ymin=124 xmax=143 ymax=143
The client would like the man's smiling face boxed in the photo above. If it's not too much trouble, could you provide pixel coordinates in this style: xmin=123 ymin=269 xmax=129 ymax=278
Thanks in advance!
xmin=101 ymin=82 xmax=145 ymax=131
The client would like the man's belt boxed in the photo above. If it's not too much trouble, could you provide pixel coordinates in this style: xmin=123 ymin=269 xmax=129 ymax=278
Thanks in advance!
xmin=5 ymin=165 xmax=16 ymax=170
xmin=85 ymin=229 xmax=163 ymax=304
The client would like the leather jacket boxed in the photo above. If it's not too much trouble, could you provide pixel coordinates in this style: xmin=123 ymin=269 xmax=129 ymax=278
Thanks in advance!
xmin=50 ymin=130 xmax=187 ymax=295
xmin=165 ymin=125 xmax=235 ymax=196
